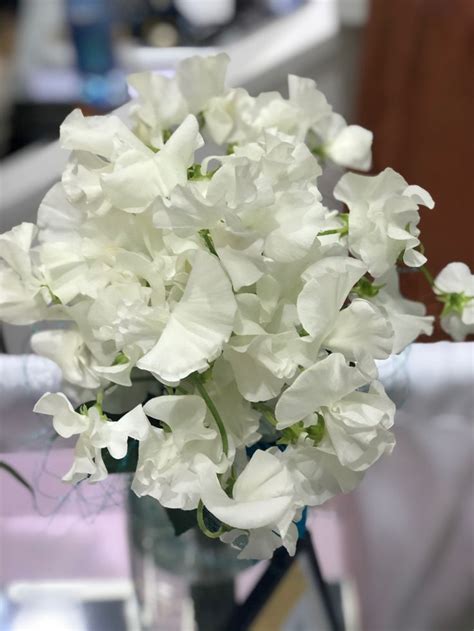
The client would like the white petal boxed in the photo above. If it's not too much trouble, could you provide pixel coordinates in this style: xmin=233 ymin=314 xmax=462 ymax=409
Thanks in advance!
xmin=37 ymin=183 xmax=84 ymax=242
xmin=0 ymin=223 xmax=37 ymax=277
xmin=101 ymin=115 xmax=203 ymax=212
xmin=33 ymin=392 xmax=89 ymax=438
xmin=60 ymin=109 xmax=144 ymax=159
xmin=144 ymin=395 xmax=215 ymax=450
xmin=153 ymin=183 xmax=222 ymax=232
xmin=275 ymin=353 xmax=368 ymax=426
xmin=200 ymin=451 xmax=293 ymax=530
xmin=325 ymin=124 xmax=373 ymax=171
xmin=440 ymin=313 xmax=474 ymax=342
xmin=224 ymin=334 xmax=296 ymax=403
xmin=434 ymin=262 xmax=473 ymax=295
xmin=105 ymin=405 xmax=150 ymax=459
xmin=63 ymin=436 xmax=107 ymax=484
xmin=325 ymin=382 xmax=395 ymax=471
xmin=325 ymin=299 xmax=394 ymax=360
xmin=137 ymin=250 xmax=236 ymax=382
xmin=404 ymin=185 xmax=435 ymax=209
xmin=297 ymin=257 xmax=367 ymax=338
xmin=31 ymin=329 xmax=102 ymax=390
xmin=213 ymin=228 xmax=265 ymax=291
xmin=177 ymin=53 xmax=229 ymax=114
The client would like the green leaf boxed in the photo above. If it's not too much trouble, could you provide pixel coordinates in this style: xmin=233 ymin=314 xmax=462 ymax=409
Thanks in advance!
xmin=0 ymin=461 xmax=34 ymax=496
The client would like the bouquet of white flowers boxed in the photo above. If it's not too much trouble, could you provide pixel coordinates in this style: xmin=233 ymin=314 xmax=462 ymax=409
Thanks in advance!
xmin=1 ymin=54 xmax=472 ymax=560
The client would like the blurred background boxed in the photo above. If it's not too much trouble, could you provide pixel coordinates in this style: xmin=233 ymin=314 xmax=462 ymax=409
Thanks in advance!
xmin=0 ymin=1 xmax=473 ymax=630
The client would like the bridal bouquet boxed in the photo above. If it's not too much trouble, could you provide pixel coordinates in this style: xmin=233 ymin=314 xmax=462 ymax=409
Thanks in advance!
xmin=1 ymin=54 xmax=472 ymax=559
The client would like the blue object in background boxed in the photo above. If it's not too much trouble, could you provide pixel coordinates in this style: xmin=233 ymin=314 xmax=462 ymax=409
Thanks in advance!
xmin=66 ymin=0 xmax=128 ymax=109
xmin=296 ymin=506 xmax=308 ymax=538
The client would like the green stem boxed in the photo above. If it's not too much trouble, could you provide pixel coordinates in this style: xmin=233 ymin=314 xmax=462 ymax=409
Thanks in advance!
xmin=317 ymin=228 xmax=342 ymax=237
xmin=191 ymin=374 xmax=229 ymax=456
xmin=197 ymin=500 xmax=227 ymax=539
xmin=419 ymin=264 xmax=435 ymax=288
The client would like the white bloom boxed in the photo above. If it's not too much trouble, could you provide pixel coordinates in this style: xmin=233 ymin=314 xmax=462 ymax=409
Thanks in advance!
xmin=288 ymin=76 xmax=372 ymax=170
xmin=0 ymin=223 xmax=50 ymax=323
xmin=177 ymin=53 xmax=229 ymax=114
xmin=199 ymin=450 xmax=295 ymax=530
xmin=275 ymin=353 xmax=395 ymax=471
xmin=319 ymin=113 xmax=373 ymax=171
xmin=287 ymin=74 xmax=332 ymax=138
xmin=100 ymin=115 xmax=203 ymax=213
xmin=61 ymin=110 xmax=203 ymax=215
xmin=371 ymin=268 xmax=434 ymax=353
xmin=279 ymin=441 xmax=363 ymax=506
xmin=132 ymin=394 xmax=227 ymax=509
xmin=297 ymin=256 xmax=394 ymax=361
xmin=129 ymin=53 xmax=229 ymax=146
xmin=137 ymin=250 xmax=237 ymax=383
xmin=34 ymin=393 xmax=149 ymax=482
xmin=334 ymin=168 xmax=434 ymax=277
xmin=204 ymin=88 xmax=254 ymax=145
xmin=128 ymin=72 xmax=188 ymax=146
xmin=434 ymin=262 xmax=474 ymax=341
xmin=0 ymin=53 xmax=449 ymax=559
xmin=224 ymin=332 xmax=299 ymax=402
xmin=31 ymin=329 xmax=105 ymax=390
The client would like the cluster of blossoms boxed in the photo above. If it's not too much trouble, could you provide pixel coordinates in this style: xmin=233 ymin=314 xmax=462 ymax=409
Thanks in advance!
xmin=0 ymin=54 xmax=472 ymax=559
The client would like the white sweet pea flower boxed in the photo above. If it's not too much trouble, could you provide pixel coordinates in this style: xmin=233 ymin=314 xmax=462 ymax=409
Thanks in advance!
xmin=263 ymin=189 xmax=328 ymax=263
xmin=213 ymin=226 xmax=266 ymax=291
xmin=334 ymin=168 xmax=434 ymax=277
xmin=128 ymin=72 xmax=188 ymax=147
xmin=132 ymin=394 xmax=227 ymax=509
xmin=279 ymin=441 xmax=363 ymax=506
xmin=137 ymin=250 xmax=237 ymax=383
xmin=61 ymin=110 xmax=203 ymax=215
xmin=152 ymin=180 xmax=224 ymax=234
xmin=370 ymin=268 xmax=434 ymax=353
xmin=34 ymin=393 xmax=149 ymax=483
xmin=86 ymin=274 xmax=171 ymax=359
xmin=60 ymin=108 xmax=146 ymax=160
xmin=287 ymin=76 xmax=372 ymax=170
xmin=199 ymin=450 xmax=295 ymax=531
xmin=316 ymin=113 xmax=373 ymax=171
xmin=0 ymin=223 xmax=53 ymax=323
xmin=275 ymin=353 xmax=368 ymax=426
xmin=297 ymin=256 xmax=394 ymax=361
xmin=287 ymin=74 xmax=332 ymax=138
xmin=31 ymin=329 xmax=105 ymax=390
xmin=434 ymin=262 xmax=474 ymax=341
xmin=37 ymin=183 xmax=85 ymax=242
xmin=275 ymin=353 xmax=395 ymax=471
xmin=129 ymin=53 xmax=229 ymax=147
xmin=224 ymin=332 xmax=299 ymax=403
xmin=100 ymin=115 xmax=203 ymax=213
xmin=204 ymin=88 xmax=254 ymax=145
xmin=1 ymin=53 xmax=454 ymax=559
xmin=177 ymin=52 xmax=229 ymax=115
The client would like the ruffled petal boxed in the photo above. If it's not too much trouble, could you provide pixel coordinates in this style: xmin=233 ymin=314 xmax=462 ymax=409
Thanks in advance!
xmin=137 ymin=250 xmax=236 ymax=382
xmin=275 ymin=353 xmax=368 ymax=426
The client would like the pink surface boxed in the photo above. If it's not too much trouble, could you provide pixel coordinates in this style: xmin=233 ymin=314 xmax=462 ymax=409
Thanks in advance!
xmin=0 ymin=448 xmax=131 ymax=582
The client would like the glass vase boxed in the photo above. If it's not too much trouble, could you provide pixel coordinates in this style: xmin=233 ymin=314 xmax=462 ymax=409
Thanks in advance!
xmin=128 ymin=491 xmax=249 ymax=631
